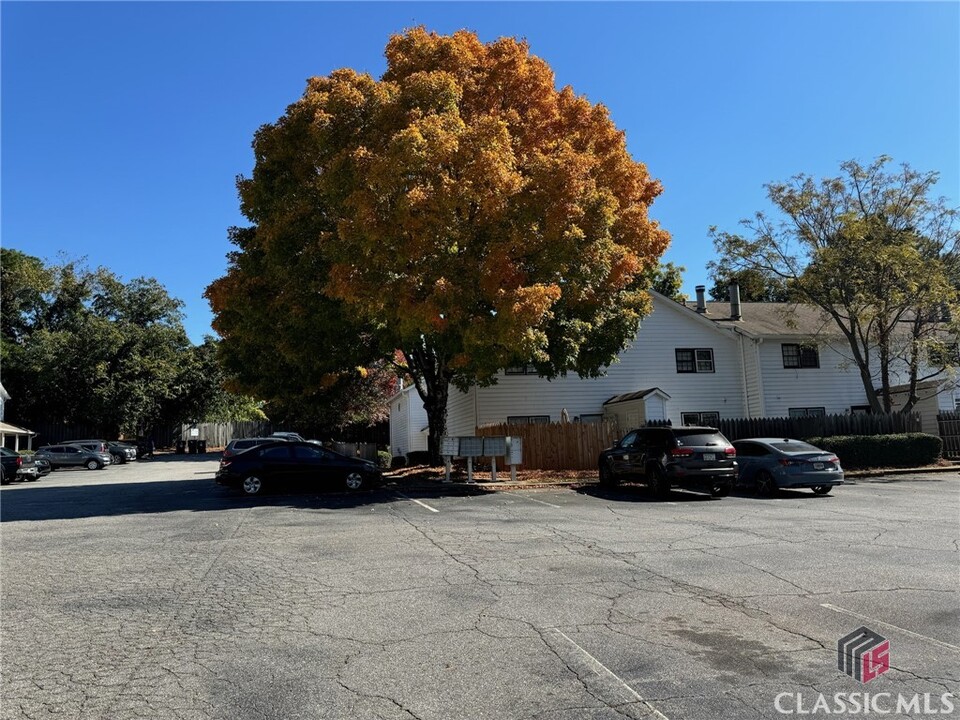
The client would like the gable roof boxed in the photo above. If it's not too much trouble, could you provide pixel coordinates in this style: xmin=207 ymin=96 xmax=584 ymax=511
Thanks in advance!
xmin=604 ymin=388 xmax=671 ymax=405
xmin=700 ymin=301 xmax=838 ymax=337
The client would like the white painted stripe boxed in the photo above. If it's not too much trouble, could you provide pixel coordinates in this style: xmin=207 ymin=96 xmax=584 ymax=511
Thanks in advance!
xmin=396 ymin=492 xmax=439 ymax=513
xmin=507 ymin=492 xmax=562 ymax=508
xmin=821 ymin=603 xmax=960 ymax=652
xmin=551 ymin=629 xmax=671 ymax=720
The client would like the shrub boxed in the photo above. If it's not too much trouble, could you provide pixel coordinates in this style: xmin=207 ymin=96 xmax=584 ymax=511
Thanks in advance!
xmin=406 ymin=450 xmax=432 ymax=466
xmin=376 ymin=450 xmax=391 ymax=469
xmin=806 ymin=433 xmax=942 ymax=469
xmin=390 ymin=455 xmax=407 ymax=469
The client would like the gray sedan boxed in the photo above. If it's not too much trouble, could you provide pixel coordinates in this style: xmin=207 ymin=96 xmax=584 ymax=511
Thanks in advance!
xmin=35 ymin=444 xmax=112 ymax=470
xmin=732 ymin=438 xmax=844 ymax=495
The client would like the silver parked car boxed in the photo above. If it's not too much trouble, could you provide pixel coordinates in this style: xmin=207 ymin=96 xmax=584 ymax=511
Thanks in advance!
xmin=67 ymin=439 xmax=137 ymax=464
xmin=35 ymin=444 xmax=112 ymax=470
xmin=732 ymin=438 xmax=844 ymax=495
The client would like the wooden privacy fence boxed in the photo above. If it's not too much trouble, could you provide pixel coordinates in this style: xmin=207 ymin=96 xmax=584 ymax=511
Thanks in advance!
xmin=180 ymin=422 xmax=272 ymax=447
xmin=717 ymin=412 xmax=922 ymax=442
xmin=476 ymin=421 xmax=621 ymax=470
xmin=937 ymin=411 xmax=960 ymax=459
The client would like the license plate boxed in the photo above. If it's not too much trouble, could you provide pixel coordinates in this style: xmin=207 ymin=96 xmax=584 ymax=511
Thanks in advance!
xmin=814 ymin=462 xmax=824 ymax=470
xmin=702 ymin=453 xmax=716 ymax=461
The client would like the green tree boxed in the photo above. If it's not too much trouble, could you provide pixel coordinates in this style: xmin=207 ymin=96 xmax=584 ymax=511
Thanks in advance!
xmin=705 ymin=260 xmax=791 ymax=302
xmin=1 ymin=249 xmax=255 ymax=435
xmin=208 ymin=28 xmax=670 ymax=460
xmin=711 ymin=157 xmax=960 ymax=413
xmin=647 ymin=262 xmax=686 ymax=302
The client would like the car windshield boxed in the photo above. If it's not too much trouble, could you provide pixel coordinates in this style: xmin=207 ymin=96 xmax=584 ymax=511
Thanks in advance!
xmin=673 ymin=431 xmax=725 ymax=446
xmin=771 ymin=441 xmax=821 ymax=453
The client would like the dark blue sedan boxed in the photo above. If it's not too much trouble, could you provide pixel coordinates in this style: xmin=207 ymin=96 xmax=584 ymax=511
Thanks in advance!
xmin=732 ymin=438 xmax=844 ymax=495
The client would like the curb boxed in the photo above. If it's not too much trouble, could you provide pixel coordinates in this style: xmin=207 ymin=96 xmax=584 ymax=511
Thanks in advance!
xmin=389 ymin=466 xmax=959 ymax=493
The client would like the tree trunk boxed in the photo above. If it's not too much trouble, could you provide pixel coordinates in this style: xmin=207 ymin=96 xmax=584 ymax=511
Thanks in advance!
xmin=404 ymin=342 xmax=452 ymax=466
xmin=422 ymin=383 xmax=449 ymax=465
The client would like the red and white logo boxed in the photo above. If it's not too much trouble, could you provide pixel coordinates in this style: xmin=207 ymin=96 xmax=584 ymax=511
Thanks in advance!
xmin=838 ymin=626 xmax=890 ymax=683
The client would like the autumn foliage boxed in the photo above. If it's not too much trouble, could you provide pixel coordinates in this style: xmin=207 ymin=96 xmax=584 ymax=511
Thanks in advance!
xmin=208 ymin=28 xmax=670 ymax=456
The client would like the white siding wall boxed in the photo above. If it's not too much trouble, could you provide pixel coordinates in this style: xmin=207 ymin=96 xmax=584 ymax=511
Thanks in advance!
xmin=447 ymin=296 xmax=747 ymax=430
xmin=390 ymin=387 xmax=431 ymax=455
xmin=446 ymin=387 xmax=477 ymax=436
xmin=409 ymin=396 xmax=429 ymax=453
xmin=389 ymin=392 xmax=409 ymax=457
xmin=758 ymin=341 xmax=868 ymax=416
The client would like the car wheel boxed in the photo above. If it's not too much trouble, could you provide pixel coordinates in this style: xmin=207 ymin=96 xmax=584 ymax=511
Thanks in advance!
xmin=811 ymin=485 xmax=832 ymax=495
xmin=85 ymin=459 xmax=102 ymax=470
xmin=598 ymin=462 xmax=618 ymax=487
xmin=755 ymin=470 xmax=777 ymax=496
xmin=648 ymin=465 xmax=671 ymax=498
xmin=0 ymin=470 xmax=8 ymax=486
xmin=345 ymin=472 xmax=366 ymax=491
xmin=242 ymin=476 xmax=263 ymax=495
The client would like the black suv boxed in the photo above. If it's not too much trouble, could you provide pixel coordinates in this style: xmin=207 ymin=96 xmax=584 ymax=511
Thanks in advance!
xmin=598 ymin=426 xmax=736 ymax=497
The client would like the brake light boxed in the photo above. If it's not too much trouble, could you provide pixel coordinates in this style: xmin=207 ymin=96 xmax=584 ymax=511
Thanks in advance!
xmin=827 ymin=456 xmax=839 ymax=464
xmin=220 ymin=459 xmax=231 ymax=469
xmin=16 ymin=456 xmax=22 ymax=467
xmin=670 ymin=447 xmax=694 ymax=457
xmin=779 ymin=458 xmax=801 ymax=466
xmin=724 ymin=447 xmax=736 ymax=456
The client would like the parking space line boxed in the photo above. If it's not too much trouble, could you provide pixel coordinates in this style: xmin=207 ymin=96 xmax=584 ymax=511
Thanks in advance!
xmin=820 ymin=603 xmax=960 ymax=652
xmin=551 ymin=629 xmax=671 ymax=720
xmin=395 ymin=492 xmax=439 ymax=513
xmin=506 ymin=492 xmax=562 ymax=508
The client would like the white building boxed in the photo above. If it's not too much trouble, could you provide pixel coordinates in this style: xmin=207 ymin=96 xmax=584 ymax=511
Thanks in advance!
xmin=388 ymin=383 xmax=429 ymax=458
xmin=390 ymin=288 xmax=957 ymax=455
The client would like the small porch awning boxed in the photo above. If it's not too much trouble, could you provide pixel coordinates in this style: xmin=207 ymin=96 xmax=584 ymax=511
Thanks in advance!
xmin=0 ymin=422 xmax=37 ymax=452
xmin=603 ymin=388 xmax=671 ymax=406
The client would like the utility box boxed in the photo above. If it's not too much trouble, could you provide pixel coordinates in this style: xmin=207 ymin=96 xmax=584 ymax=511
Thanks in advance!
xmin=506 ymin=437 xmax=523 ymax=465
xmin=482 ymin=436 xmax=506 ymax=457
xmin=458 ymin=437 xmax=484 ymax=457
xmin=440 ymin=436 xmax=460 ymax=457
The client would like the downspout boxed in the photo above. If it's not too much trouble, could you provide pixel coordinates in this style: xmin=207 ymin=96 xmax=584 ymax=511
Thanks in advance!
xmin=736 ymin=327 xmax=749 ymax=417
xmin=473 ymin=386 xmax=479 ymax=433
xmin=732 ymin=326 xmax=764 ymax=418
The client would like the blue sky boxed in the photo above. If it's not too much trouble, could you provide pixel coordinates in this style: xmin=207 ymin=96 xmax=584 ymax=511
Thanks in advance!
xmin=3 ymin=2 xmax=958 ymax=343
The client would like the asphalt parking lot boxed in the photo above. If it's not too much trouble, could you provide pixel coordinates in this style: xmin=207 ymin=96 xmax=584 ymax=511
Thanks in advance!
xmin=2 ymin=457 xmax=958 ymax=720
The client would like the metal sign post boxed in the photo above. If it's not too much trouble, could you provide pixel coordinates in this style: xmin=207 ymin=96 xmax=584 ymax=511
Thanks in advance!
xmin=459 ymin=437 xmax=484 ymax=483
xmin=506 ymin=436 xmax=523 ymax=482
xmin=483 ymin=437 xmax=507 ymax=483
xmin=440 ymin=437 xmax=459 ymax=483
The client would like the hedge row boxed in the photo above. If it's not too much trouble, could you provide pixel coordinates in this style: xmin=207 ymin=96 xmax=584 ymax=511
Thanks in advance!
xmin=805 ymin=433 xmax=942 ymax=469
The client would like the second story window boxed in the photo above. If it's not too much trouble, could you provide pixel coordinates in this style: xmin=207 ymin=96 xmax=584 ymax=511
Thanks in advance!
xmin=782 ymin=344 xmax=819 ymax=369
xmin=676 ymin=348 xmax=714 ymax=373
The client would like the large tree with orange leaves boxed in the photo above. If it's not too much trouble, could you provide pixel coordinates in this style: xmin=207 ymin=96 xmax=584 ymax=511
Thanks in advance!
xmin=208 ymin=28 xmax=670 ymax=460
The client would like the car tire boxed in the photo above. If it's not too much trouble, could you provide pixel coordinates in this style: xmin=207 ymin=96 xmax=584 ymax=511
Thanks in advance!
xmin=598 ymin=462 xmax=618 ymax=487
xmin=242 ymin=476 xmax=263 ymax=495
xmin=0 ymin=469 xmax=8 ymax=486
xmin=755 ymin=470 xmax=777 ymax=497
xmin=811 ymin=485 xmax=832 ymax=495
xmin=648 ymin=465 xmax=671 ymax=498
xmin=85 ymin=459 xmax=103 ymax=470
xmin=344 ymin=472 xmax=366 ymax=491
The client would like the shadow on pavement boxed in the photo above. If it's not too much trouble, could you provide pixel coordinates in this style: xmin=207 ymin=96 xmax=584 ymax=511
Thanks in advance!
xmin=729 ymin=486 xmax=834 ymax=500
xmin=575 ymin=484 xmax=717 ymax=503
xmin=0 ymin=477 xmax=486 ymax=523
